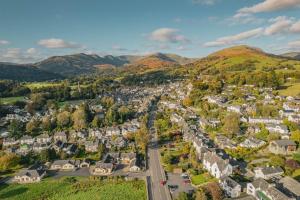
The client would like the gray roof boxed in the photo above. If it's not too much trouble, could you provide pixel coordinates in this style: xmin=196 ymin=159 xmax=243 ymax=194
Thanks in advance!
xmin=95 ymin=162 xmax=113 ymax=169
xmin=272 ymin=140 xmax=296 ymax=147
xmin=52 ymin=159 xmax=79 ymax=166
xmin=16 ymin=169 xmax=43 ymax=178
xmin=279 ymin=176 xmax=300 ymax=196
xmin=220 ymin=176 xmax=240 ymax=188
xmin=259 ymin=167 xmax=283 ymax=175
xmin=251 ymin=178 xmax=269 ymax=191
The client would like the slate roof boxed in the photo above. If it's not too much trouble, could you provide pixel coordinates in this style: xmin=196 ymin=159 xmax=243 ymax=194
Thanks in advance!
xmin=279 ymin=176 xmax=300 ymax=196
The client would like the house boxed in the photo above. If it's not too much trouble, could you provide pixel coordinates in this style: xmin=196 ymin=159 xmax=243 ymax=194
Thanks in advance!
xmin=170 ymin=113 xmax=184 ymax=124
xmin=120 ymin=152 xmax=136 ymax=164
xmin=288 ymin=115 xmax=300 ymax=124
xmin=278 ymin=176 xmax=300 ymax=200
xmin=227 ymin=105 xmax=242 ymax=114
xmin=247 ymin=178 xmax=293 ymax=200
xmin=279 ymin=110 xmax=295 ymax=118
xmin=215 ymin=135 xmax=236 ymax=149
xmin=254 ymin=166 xmax=284 ymax=180
xmin=265 ymin=124 xmax=289 ymax=137
xmin=129 ymin=159 xmax=141 ymax=172
xmin=50 ymin=160 xmax=80 ymax=171
xmin=53 ymin=131 xmax=67 ymax=142
xmin=19 ymin=135 xmax=34 ymax=145
xmin=269 ymin=140 xmax=297 ymax=155
xmin=2 ymin=138 xmax=19 ymax=147
xmin=239 ymin=137 xmax=266 ymax=148
xmin=91 ymin=162 xmax=114 ymax=175
xmin=248 ymin=117 xmax=282 ymax=125
xmin=283 ymin=102 xmax=300 ymax=112
xmin=85 ymin=140 xmax=99 ymax=152
xmin=16 ymin=144 xmax=32 ymax=155
xmin=79 ymin=160 xmax=90 ymax=168
xmin=202 ymin=151 xmax=233 ymax=179
xmin=32 ymin=142 xmax=49 ymax=153
xmin=106 ymin=127 xmax=121 ymax=136
xmin=36 ymin=133 xmax=51 ymax=144
xmin=219 ymin=176 xmax=241 ymax=198
xmin=14 ymin=169 xmax=46 ymax=184
xmin=89 ymin=129 xmax=104 ymax=138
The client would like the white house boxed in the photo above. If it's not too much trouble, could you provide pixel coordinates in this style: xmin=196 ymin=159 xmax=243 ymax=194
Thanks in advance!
xmin=254 ymin=166 xmax=284 ymax=180
xmin=202 ymin=151 xmax=233 ymax=179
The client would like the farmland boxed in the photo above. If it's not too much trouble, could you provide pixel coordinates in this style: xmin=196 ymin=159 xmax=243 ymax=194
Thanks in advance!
xmin=0 ymin=177 xmax=147 ymax=200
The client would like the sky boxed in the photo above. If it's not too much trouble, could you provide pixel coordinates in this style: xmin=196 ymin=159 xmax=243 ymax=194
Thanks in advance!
xmin=1 ymin=0 xmax=300 ymax=63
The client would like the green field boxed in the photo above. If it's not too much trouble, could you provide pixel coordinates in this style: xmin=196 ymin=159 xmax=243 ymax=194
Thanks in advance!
xmin=0 ymin=177 xmax=147 ymax=200
xmin=278 ymin=83 xmax=300 ymax=96
xmin=191 ymin=173 xmax=215 ymax=186
xmin=0 ymin=96 xmax=25 ymax=104
xmin=25 ymin=82 xmax=62 ymax=89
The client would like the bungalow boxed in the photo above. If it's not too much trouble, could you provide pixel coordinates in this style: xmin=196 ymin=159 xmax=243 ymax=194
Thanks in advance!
xmin=219 ymin=176 xmax=241 ymax=198
xmin=247 ymin=178 xmax=293 ymax=200
xmin=278 ymin=176 xmax=300 ymax=200
xmin=239 ymin=137 xmax=266 ymax=148
xmin=20 ymin=135 xmax=34 ymax=145
xmin=36 ymin=133 xmax=51 ymax=144
xmin=14 ymin=169 xmax=46 ymax=184
xmin=85 ymin=140 xmax=99 ymax=153
xmin=269 ymin=140 xmax=297 ymax=155
xmin=50 ymin=160 xmax=80 ymax=171
xmin=53 ymin=131 xmax=67 ymax=142
xmin=91 ymin=162 xmax=114 ymax=175
xmin=254 ymin=166 xmax=284 ymax=180
xmin=202 ymin=151 xmax=233 ymax=179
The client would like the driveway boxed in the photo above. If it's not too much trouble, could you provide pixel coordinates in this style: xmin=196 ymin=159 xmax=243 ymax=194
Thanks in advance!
xmin=166 ymin=173 xmax=194 ymax=199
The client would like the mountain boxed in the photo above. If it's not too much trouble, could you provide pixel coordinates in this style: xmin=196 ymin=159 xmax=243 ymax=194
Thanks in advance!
xmin=187 ymin=45 xmax=300 ymax=72
xmin=34 ymin=53 xmax=194 ymax=76
xmin=35 ymin=53 xmax=130 ymax=76
xmin=0 ymin=62 xmax=63 ymax=81
xmin=281 ymin=52 xmax=300 ymax=60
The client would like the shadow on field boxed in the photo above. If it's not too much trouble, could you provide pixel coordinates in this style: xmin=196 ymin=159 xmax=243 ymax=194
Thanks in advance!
xmin=0 ymin=187 xmax=28 ymax=199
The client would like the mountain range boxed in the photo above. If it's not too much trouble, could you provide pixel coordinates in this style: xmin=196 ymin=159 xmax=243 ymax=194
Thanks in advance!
xmin=1 ymin=45 xmax=300 ymax=81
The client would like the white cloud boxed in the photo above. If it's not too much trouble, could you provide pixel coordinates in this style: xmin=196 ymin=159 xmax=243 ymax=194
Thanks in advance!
xmin=204 ymin=28 xmax=264 ymax=47
xmin=149 ymin=28 xmax=190 ymax=44
xmin=38 ymin=38 xmax=81 ymax=49
xmin=0 ymin=48 xmax=41 ymax=63
xmin=238 ymin=0 xmax=300 ymax=14
xmin=192 ymin=0 xmax=218 ymax=5
xmin=264 ymin=16 xmax=293 ymax=35
xmin=288 ymin=40 xmax=300 ymax=48
xmin=290 ymin=20 xmax=300 ymax=33
xmin=0 ymin=40 xmax=9 ymax=45
xmin=229 ymin=13 xmax=265 ymax=25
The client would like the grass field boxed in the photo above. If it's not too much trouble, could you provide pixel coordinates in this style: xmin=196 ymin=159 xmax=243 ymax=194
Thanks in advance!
xmin=0 ymin=96 xmax=25 ymax=104
xmin=191 ymin=173 xmax=215 ymax=186
xmin=0 ymin=177 xmax=147 ymax=200
xmin=25 ymin=82 xmax=62 ymax=89
xmin=278 ymin=83 xmax=300 ymax=96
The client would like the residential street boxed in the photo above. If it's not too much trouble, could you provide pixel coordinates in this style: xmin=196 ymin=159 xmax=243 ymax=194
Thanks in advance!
xmin=147 ymin=102 xmax=172 ymax=200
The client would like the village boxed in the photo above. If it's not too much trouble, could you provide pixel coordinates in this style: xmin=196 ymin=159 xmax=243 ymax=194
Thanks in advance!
xmin=1 ymin=80 xmax=300 ymax=200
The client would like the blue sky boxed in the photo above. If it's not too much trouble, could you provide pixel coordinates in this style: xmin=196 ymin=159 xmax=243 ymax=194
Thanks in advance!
xmin=1 ymin=0 xmax=300 ymax=63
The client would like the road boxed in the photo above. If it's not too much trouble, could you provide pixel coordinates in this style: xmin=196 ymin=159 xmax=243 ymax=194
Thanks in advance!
xmin=147 ymin=101 xmax=172 ymax=200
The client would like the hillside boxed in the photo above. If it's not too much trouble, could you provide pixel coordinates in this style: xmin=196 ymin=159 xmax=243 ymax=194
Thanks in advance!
xmin=0 ymin=63 xmax=63 ymax=81
xmin=35 ymin=53 xmax=129 ymax=76
xmin=34 ymin=53 xmax=194 ymax=76
xmin=281 ymin=52 xmax=300 ymax=60
xmin=188 ymin=45 xmax=300 ymax=73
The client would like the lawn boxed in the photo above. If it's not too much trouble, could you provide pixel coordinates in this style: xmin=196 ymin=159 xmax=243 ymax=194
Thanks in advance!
xmin=191 ymin=173 xmax=215 ymax=186
xmin=0 ymin=96 xmax=25 ymax=104
xmin=278 ymin=83 xmax=300 ymax=96
xmin=25 ymin=82 xmax=62 ymax=90
xmin=0 ymin=177 xmax=147 ymax=200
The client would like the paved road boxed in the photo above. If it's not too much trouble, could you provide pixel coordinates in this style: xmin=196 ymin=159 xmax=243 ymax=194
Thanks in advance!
xmin=147 ymin=102 xmax=172 ymax=200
